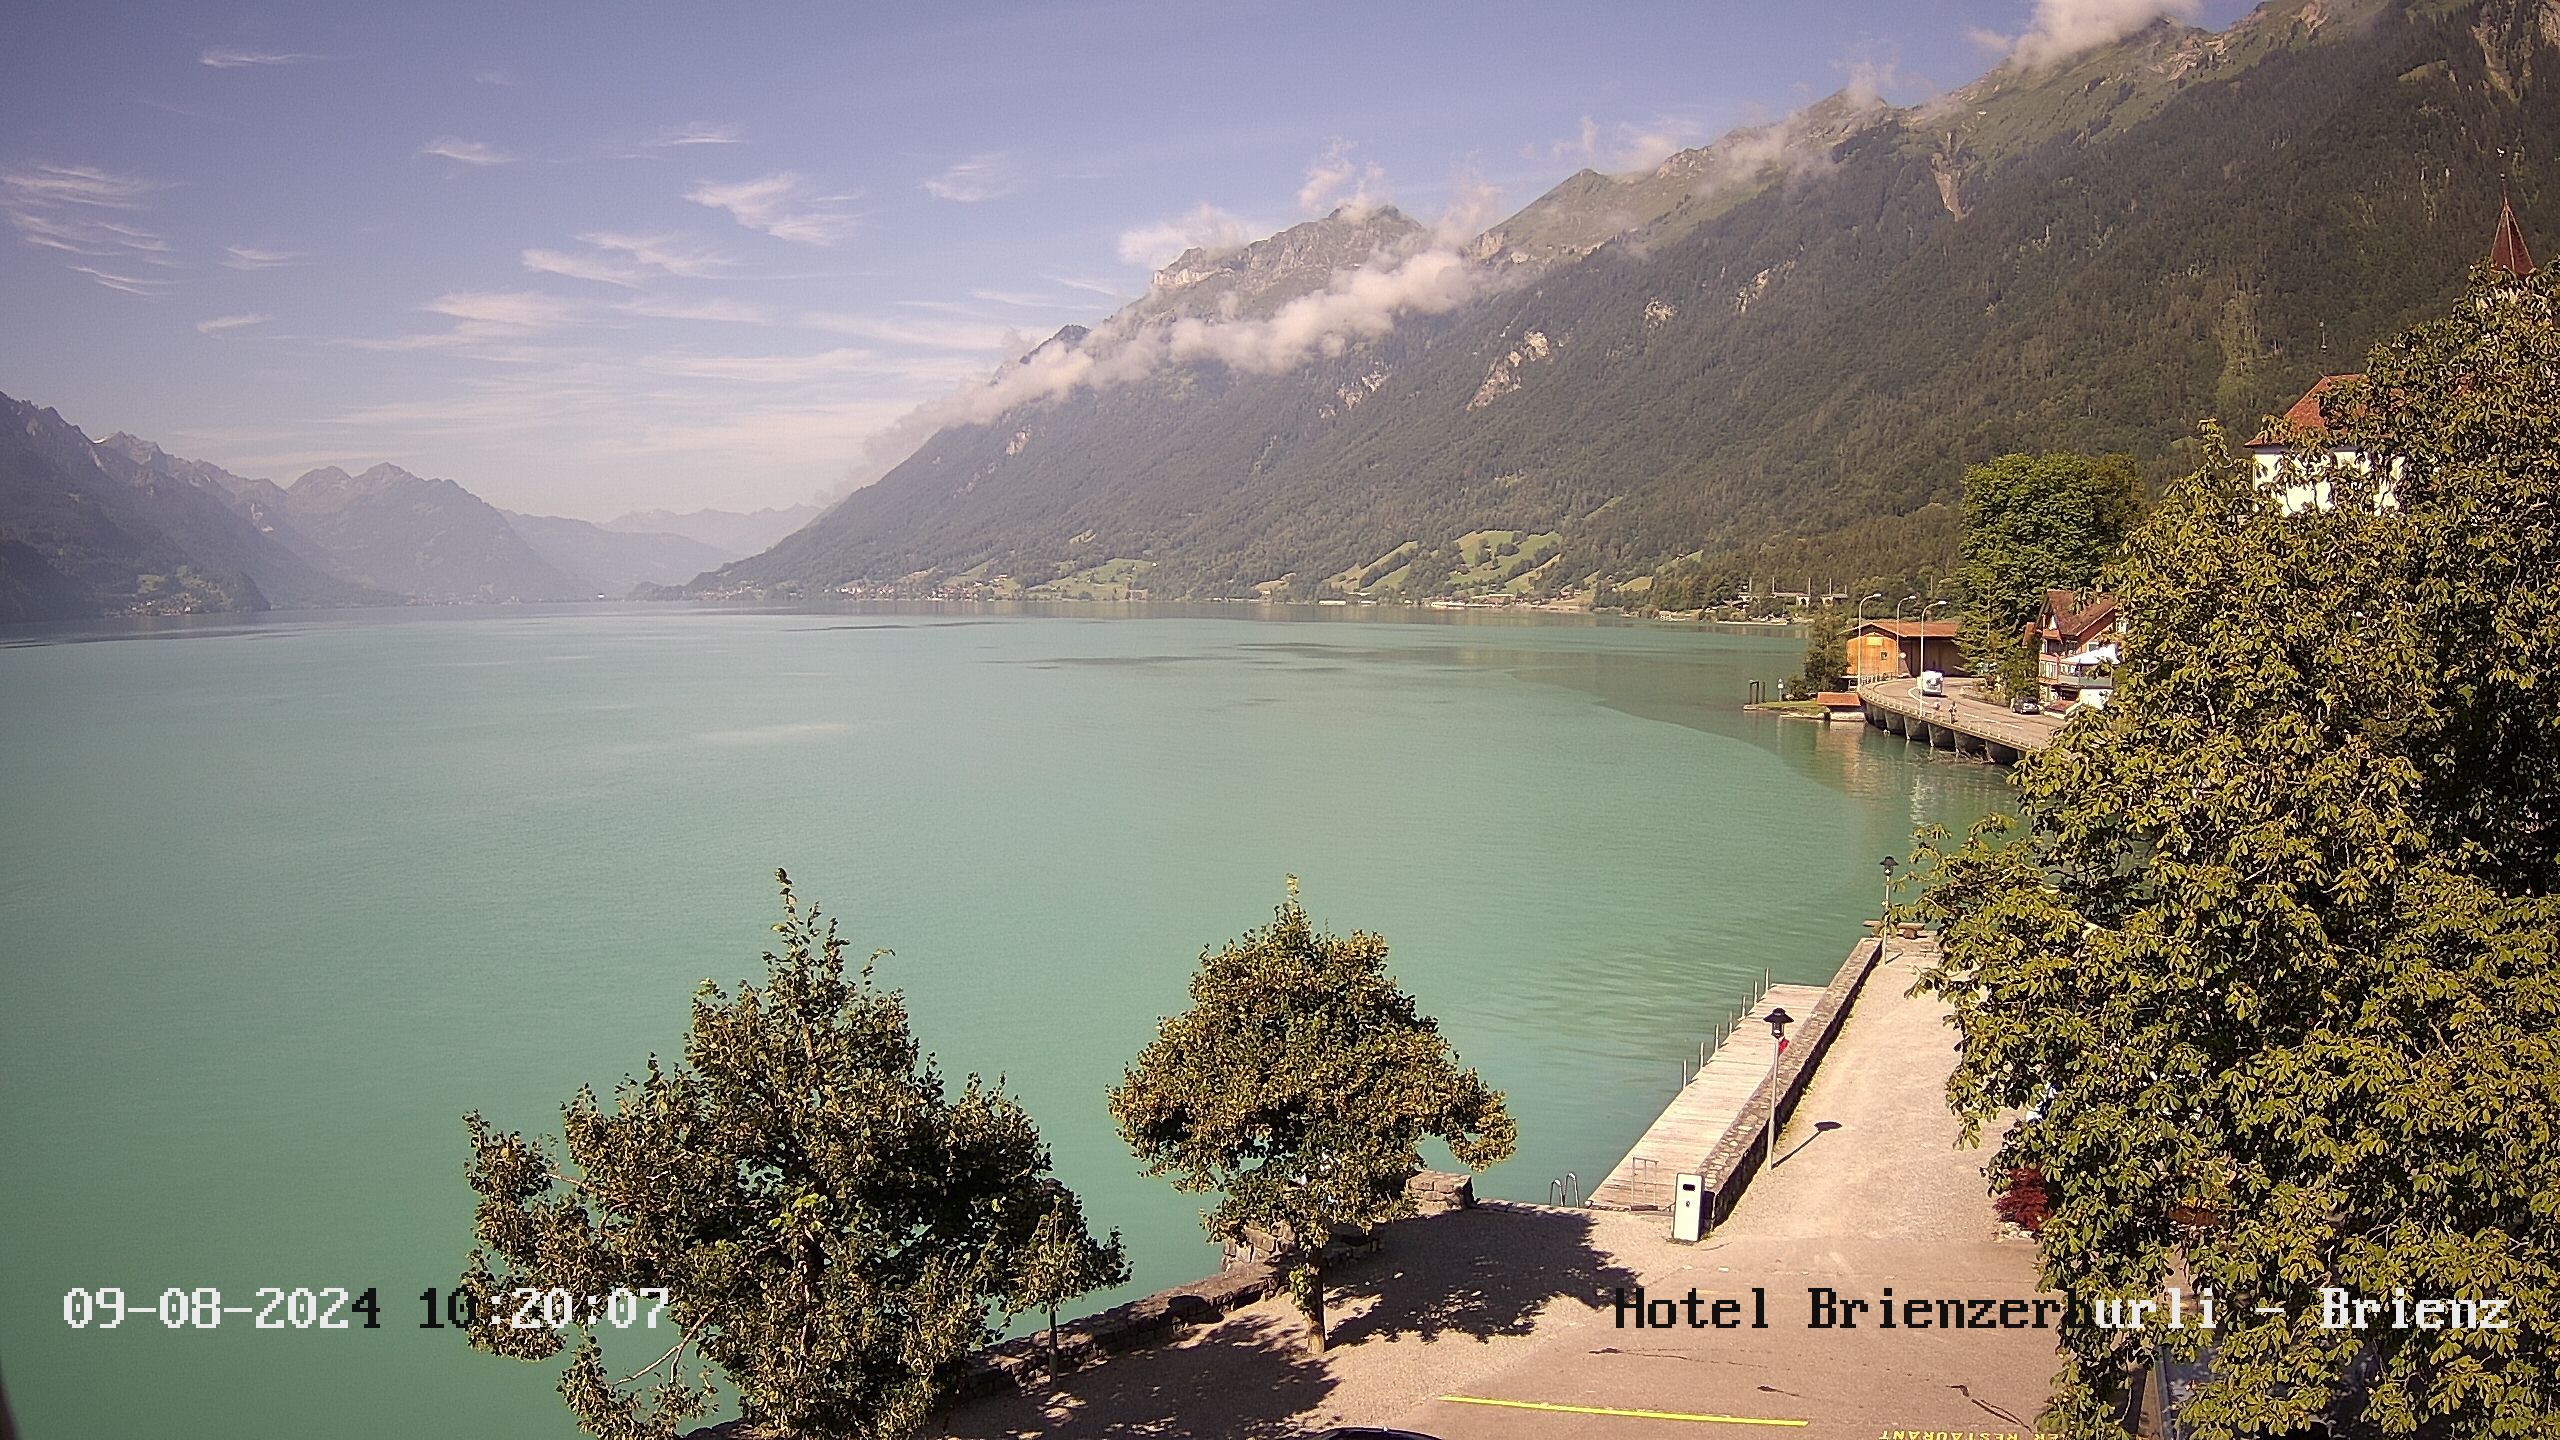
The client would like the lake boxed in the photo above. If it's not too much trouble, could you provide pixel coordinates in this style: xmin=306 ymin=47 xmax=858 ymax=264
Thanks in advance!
xmin=0 ymin=603 xmax=2008 ymax=1437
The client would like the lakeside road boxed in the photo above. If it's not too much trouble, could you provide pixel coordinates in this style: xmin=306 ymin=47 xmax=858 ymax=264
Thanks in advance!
xmin=938 ymin=940 xmax=2058 ymax=1439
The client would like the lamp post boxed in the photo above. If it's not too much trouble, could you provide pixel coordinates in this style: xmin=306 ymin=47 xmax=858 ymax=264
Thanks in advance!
xmin=1920 ymin=599 xmax=1949 ymax=682
xmin=1763 ymin=1005 xmax=1794 ymax=1169
xmin=1893 ymin=595 xmax=1920 ymax=676
xmin=1879 ymin=855 xmax=1898 ymax=950
xmin=1853 ymin=592 xmax=1885 ymax=682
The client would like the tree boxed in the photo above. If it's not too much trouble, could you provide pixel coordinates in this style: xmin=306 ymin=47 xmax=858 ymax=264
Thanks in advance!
xmin=1908 ymin=267 xmax=2560 ymax=1438
xmin=1004 ymin=1182 xmax=1130 ymax=1383
xmin=1951 ymin=452 xmax=2146 ymax=696
xmin=1107 ymin=880 xmax=1517 ymax=1354
xmin=1794 ymin=604 xmax=1849 ymax=694
xmin=460 ymin=871 xmax=1118 ymax=1440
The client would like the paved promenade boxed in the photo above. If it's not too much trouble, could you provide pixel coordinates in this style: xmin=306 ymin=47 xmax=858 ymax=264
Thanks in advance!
xmin=937 ymin=940 xmax=2057 ymax=1439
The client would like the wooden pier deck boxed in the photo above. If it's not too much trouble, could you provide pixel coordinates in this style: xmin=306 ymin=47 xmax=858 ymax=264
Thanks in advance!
xmin=1587 ymin=982 xmax=1829 ymax=1211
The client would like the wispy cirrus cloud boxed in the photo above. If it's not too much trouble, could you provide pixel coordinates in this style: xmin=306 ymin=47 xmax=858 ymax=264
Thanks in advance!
xmin=1116 ymin=202 xmax=1255 ymax=269
xmin=800 ymin=311 xmax=1021 ymax=352
xmin=922 ymin=153 xmax=1016 ymax=203
xmin=423 ymin=290 xmax=579 ymax=334
xmin=196 ymin=313 xmax=271 ymax=334
xmin=614 ymin=295 xmax=775 ymax=324
xmin=2 ymin=162 xmax=178 ymax=292
xmin=200 ymin=46 xmax=323 ymax=68
xmin=419 ymin=137 xmax=516 ymax=167
xmin=648 ymin=122 xmax=743 ymax=148
xmin=222 ymin=244 xmax=306 ymax=269
xmin=685 ymin=173 xmax=860 ymax=246
xmin=523 ymin=233 xmax=733 ymax=287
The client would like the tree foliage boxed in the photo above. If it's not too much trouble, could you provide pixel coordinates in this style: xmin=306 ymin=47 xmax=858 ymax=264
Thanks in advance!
xmin=1005 ymin=1181 xmax=1129 ymax=1382
xmin=1107 ymin=881 xmax=1517 ymax=1353
xmin=1952 ymin=451 xmax=2145 ymax=695
xmin=1910 ymin=267 xmax=2560 ymax=1438
xmin=461 ymin=871 xmax=1119 ymax=1440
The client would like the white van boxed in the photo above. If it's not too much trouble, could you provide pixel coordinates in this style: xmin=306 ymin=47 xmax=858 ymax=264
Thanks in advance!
xmin=1917 ymin=670 xmax=1945 ymax=698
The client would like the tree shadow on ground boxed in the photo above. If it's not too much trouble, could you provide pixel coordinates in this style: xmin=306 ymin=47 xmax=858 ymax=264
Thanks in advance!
xmin=1320 ymin=1202 xmax=1641 ymax=1349
xmin=934 ymin=1307 xmax=1338 ymax=1440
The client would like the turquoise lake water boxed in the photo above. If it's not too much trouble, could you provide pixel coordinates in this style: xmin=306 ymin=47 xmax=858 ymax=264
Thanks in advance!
xmin=0 ymin=604 xmax=2008 ymax=1437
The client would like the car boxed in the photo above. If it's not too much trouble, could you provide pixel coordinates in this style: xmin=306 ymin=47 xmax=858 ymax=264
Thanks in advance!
xmin=2011 ymin=696 xmax=2041 ymax=714
xmin=1916 ymin=669 xmax=1945 ymax=697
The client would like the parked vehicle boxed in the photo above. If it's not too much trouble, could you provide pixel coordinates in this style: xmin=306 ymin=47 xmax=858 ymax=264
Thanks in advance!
xmin=1917 ymin=669 xmax=1945 ymax=698
xmin=2011 ymin=696 xmax=2041 ymax=714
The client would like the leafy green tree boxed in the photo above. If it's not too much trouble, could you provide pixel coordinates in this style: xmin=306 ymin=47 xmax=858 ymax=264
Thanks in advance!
xmin=1794 ymin=604 xmax=1848 ymax=694
xmin=1909 ymin=268 xmax=2560 ymax=1438
xmin=1108 ymin=880 xmax=1517 ymax=1354
xmin=1952 ymin=452 xmax=2146 ymax=696
xmin=1004 ymin=1181 xmax=1130 ymax=1383
xmin=460 ymin=871 xmax=1114 ymax=1440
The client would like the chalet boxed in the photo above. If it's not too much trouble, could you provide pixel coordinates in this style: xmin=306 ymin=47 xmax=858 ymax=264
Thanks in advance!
xmin=2028 ymin=589 xmax=2121 ymax=708
xmin=1844 ymin=618 xmax=1961 ymax=682
xmin=2249 ymin=198 xmax=2535 ymax=511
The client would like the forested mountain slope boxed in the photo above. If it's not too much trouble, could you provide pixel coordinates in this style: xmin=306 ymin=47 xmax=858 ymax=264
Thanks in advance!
xmin=700 ymin=0 xmax=2560 ymax=601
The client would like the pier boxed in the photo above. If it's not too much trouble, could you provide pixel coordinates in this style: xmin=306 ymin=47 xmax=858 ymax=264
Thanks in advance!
xmin=1858 ymin=677 xmax=2060 ymax=762
xmin=1587 ymin=980 xmax=1827 ymax=1210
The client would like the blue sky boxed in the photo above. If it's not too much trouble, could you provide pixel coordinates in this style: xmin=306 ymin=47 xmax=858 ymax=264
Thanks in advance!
xmin=1 ymin=0 xmax=2252 ymax=519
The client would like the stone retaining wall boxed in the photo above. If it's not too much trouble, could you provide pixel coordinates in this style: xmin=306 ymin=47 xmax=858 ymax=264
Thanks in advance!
xmin=1693 ymin=937 xmax=1887 ymax=1230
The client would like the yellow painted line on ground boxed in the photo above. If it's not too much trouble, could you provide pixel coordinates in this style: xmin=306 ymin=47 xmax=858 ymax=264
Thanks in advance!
xmin=1436 ymin=1395 xmax=1808 ymax=1427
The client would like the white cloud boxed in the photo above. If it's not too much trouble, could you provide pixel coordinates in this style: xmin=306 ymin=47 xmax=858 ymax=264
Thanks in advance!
xmin=473 ymin=68 xmax=515 ymax=86
xmin=1297 ymin=139 xmax=1389 ymax=216
xmin=423 ymin=290 xmax=578 ymax=331
xmin=686 ymin=173 xmax=860 ymax=246
xmin=1978 ymin=0 xmax=2204 ymax=67
xmin=200 ymin=47 xmax=322 ymax=68
xmin=222 ymin=244 xmax=305 ymax=269
xmin=649 ymin=122 xmax=743 ymax=147
xmin=197 ymin=313 xmax=271 ymax=334
xmin=70 ymin=266 xmax=176 ymax=296
xmin=614 ymin=295 xmax=775 ymax=324
xmin=1116 ymin=203 xmax=1255 ymax=268
xmin=419 ymin=137 xmax=516 ymax=167
xmin=2 ymin=163 xmax=176 ymax=291
xmin=1541 ymin=115 xmax=1707 ymax=174
xmin=524 ymin=234 xmax=731 ymax=287
xmin=922 ymin=153 xmax=1016 ymax=203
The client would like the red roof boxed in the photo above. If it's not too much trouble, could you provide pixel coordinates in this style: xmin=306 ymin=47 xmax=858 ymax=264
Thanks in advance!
xmin=1813 ymin=690 xmax=1863 ymax=707
xmin=2491 ymin=195 xmax=2537 ymax=278
xmin=2249 ymin=373 xmax=2363 ymax=448
xmin=2041 ymin=589 xmax=2118 ymax=645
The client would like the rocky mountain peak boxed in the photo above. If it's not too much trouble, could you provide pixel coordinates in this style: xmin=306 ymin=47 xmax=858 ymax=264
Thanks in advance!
xmin=1137 ymin=205 xmax=1428 ymax=323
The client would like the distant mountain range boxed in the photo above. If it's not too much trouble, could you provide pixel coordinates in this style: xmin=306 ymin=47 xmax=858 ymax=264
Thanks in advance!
xmin=693 ymin=0 xmax=2560 ymax=602
xmin=0 ymin=394 xmax=777 ymax=621
xmin=604 ymin=504 xmax=823 ymax=556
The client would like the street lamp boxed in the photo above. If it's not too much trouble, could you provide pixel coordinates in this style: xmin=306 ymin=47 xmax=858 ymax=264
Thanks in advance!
xmin=1763 ymin=1005 xmax=1795 ymax=1169
xmin=1920 ymin=599 xmax=1949 ymax=681
xmin=1893 ymin=595 xmax=1920 ymax=676
xmin=1879 ymin=855 xmax=1898 ymax=940
xmin=1853 ymin=592 xmax=1885 ymax=682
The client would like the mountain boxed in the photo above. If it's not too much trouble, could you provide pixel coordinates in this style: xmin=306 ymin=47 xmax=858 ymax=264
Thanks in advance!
xmin=603 ymin=505 xmax=819 ymax=556
xmin=500 ymin=511 xmax=737 ymax=596
xmin=279 ymin=464 xmax=586 ymax=603
xmin=93 ymin=434 xmax=398 ymax=607
xmin=0 ymin=394 xmax=391 ymax=620
xmin=696 ymin=0 xmax=2560 ymax=602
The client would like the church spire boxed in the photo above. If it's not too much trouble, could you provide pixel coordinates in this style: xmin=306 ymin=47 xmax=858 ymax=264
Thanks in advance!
xmin=2489 ymin=190 xmax=2536 ymax=277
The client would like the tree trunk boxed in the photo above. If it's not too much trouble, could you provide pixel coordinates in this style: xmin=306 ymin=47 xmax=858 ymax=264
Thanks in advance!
xmin=1305 ymin=1267 xmax=1327 ymax=1355
xmin=1046 ymin=1305 xmax=1060 ymax=1383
